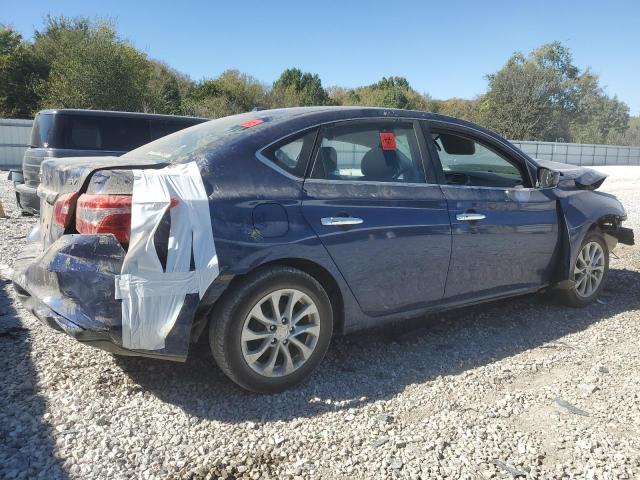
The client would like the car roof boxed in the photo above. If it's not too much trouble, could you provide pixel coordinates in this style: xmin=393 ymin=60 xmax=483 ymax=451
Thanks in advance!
xmin=247 ymin=106 xmax=442 ymax=122
xmin=242 ymin=106 xmax=495 ymax=136
xmin=36 ymin=108 xmax=208 ymax=122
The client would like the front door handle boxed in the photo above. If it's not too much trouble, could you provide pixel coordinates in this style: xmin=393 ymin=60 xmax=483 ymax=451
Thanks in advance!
xmin=321 ymin=216 xmax=364 ymax=226
xmin=456 ymin=213 xmax=486 ymax=221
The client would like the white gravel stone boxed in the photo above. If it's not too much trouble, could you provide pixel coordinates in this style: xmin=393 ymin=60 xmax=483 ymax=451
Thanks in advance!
xmin=1 ymin=171 xmax=640 ymax=479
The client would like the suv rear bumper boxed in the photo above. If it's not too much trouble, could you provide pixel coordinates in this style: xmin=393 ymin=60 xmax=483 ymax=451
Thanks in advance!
xmin=14 ymin=182 xmax=39 ymax=214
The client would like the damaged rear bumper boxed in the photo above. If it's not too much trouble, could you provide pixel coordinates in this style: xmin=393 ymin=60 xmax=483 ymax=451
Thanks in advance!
xmin=12 ymin=233 xmax=186 ymax=362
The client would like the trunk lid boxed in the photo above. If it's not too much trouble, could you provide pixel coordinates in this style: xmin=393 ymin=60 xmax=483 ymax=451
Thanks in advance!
xmin=38 ymin=156 xmax=167 ymax=248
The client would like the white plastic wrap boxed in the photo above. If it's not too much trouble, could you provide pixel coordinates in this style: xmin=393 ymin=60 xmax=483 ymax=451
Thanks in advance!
xmin=114 ymin=161 xmax=219 ymax=351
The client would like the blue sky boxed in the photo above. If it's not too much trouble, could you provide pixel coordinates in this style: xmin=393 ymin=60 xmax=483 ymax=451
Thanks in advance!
xmin=4 ymin=0 xmax=640 ymax=114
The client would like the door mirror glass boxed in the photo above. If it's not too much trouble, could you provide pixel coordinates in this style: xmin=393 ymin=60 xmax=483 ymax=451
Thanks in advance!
xmin=538 ymin=167 xmax=560 ymax=188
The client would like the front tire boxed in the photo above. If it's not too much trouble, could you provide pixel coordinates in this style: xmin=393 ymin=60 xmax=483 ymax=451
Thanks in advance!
xmin=209 ymin=266 xmax=333 ymax=393
xmin=557 ymin=230 xmax=609 ymax=307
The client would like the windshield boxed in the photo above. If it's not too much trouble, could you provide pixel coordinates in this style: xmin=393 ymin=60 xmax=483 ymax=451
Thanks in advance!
xmin=123 ymin=111 xmax=273 ymax=163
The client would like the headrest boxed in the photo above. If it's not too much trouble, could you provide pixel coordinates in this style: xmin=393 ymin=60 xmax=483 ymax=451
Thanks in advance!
xmin=361 ymin=147 xmax=397 ymax=181
xmin=320 ymin=146 xmax=337 ymax=169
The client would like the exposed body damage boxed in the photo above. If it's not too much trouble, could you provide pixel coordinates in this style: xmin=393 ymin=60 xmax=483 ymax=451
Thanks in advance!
xmin=12 ymin=107 xmax=634 ymax=366
xmin=540 ymin=161 xmax=634 ymax=288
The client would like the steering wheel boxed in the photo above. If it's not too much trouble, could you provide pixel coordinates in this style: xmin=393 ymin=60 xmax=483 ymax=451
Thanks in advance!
xmin=445 ymin=171 xmax=470 ymax=185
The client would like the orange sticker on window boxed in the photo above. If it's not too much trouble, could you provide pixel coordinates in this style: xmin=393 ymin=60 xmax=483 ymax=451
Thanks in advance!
xmin=379 ymin=132 xmax=396 ymax=150
xmin=241 ymin=119 xmax=264 ymax=128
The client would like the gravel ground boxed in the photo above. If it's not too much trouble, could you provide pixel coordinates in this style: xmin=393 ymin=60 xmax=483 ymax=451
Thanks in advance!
xmin=1 ymin=172 xmax=639 ymax=480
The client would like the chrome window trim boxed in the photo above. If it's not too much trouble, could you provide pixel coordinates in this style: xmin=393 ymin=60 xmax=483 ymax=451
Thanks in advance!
xmin=427 ymin=119 xmax=534 ymax=163
xmin=439 ymin=184 xmax=540 ymax=192
xmin=253 ymin=114 xmax=539 ymax=188
xmin=255 ymin=116 xmax=426 ymax=181
xmin=255 ymin=150 xmax=305 ymax=182
xmin=303 ymin=178 xmax=440 ymax=188
xmin=426 ymin=118 xmax=538 ymax=185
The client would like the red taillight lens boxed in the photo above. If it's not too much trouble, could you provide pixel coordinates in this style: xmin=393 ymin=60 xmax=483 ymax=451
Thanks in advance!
xmin=76 ymin=194 xmax=132 ymax=244
xmin=53 ymin=192 xmax=79 ymax=228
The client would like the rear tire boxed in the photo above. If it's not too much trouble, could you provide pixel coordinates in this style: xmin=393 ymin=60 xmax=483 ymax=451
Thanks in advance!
xmin=557 ymin=230 xmax=609 ymax=307
xmin=209 ymin=266 xmax=333 ymax=393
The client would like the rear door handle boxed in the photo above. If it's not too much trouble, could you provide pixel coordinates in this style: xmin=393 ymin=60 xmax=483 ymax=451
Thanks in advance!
xmin=321 ymin=216 xmax=363 ymax=226
xmin=456 ymin=213 xmax=486 ymax=221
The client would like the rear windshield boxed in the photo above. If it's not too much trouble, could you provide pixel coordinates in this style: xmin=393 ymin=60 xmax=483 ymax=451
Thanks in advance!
xmin=123 ymin=112 xmax=275 ymax=163
xmin=30 ymin=113 xmax=204 ymax=151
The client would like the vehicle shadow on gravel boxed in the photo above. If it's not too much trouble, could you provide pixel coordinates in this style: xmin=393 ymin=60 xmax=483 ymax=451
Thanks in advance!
xmin=0 ymin=280 xmax=68 ymax=479
xmin=116 ymin=267 xmax=640 ymax=423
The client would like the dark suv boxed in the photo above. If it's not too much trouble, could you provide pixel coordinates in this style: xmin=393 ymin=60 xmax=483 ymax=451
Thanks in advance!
xmin=12 ymin=109 xmax=207 ymax=214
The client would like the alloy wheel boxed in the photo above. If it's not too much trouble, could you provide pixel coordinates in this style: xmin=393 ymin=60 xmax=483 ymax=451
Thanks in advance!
xmin=574 ymin=241 xmax=605 ymax=298
xmin=241 ymin=289 xmax=321 ymax=377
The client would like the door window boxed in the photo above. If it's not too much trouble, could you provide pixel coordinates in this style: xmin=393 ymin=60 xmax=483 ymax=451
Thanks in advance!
xmin=431 ymin=131 xmax=524 ymax=188
xmin=261 ymin=130 xmax=317 ymax=177
xmin=310 ymin=121 xmax=425 ymax=183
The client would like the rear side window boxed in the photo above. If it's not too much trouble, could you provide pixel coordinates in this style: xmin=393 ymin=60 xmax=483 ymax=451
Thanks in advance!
xmin=30 ymin=113 xmax=55 ymax=148
xmin=310 ymin=121 xmax=425 ymax=183
xmin=261 ymin=130 xmax=317 ymax=177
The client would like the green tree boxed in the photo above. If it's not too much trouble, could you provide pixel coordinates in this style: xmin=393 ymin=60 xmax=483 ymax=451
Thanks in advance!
xmin=39 ymin=19 xmax=152 ymax=112
xmin=568 ymin=70 xmax=629 ymax=144
xmin=0 ymin=26 xmax=48 ymax=118
xmin=432 ymin=98 xmax=480 ymax=123
xmin=271 ymin=68 xmax=329 ymax=106
xmin=607 ymin=116 xmax=640 ymax=146
xmin=143 ymin=61 xmax=193 ymax=115
xmin=183 ymin=69 xmax=267 ymax=118
xmin=479 ymin=41 xmax=631 ymax=142
xmin=339 ymin=76 xmax=434 ymax=111
xmin=478 ymin=43 xmax=575 ymax=140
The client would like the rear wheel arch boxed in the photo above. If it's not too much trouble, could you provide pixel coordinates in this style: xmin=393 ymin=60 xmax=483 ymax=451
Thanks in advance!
xmin=207 ymin=262 xmax=335 ymax=392
xmin=250 ymin=258 xmax=344 ymax=336
xmin=202 ymin=258 xmax=345 ymax=338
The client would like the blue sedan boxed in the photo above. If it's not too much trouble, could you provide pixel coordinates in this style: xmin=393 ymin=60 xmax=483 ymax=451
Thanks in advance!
xmin=13 ymin=107 xmax=634 ymax=392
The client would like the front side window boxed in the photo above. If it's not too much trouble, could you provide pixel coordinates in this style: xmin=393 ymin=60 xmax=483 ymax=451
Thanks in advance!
xmin=432 ymin=131 xmax=524 ymax=188
xmin=310 ymin=121 xmax=425 ymax=184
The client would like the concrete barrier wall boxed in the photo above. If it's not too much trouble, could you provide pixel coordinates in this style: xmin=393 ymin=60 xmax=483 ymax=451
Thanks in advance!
xmin=510 ymin=140 xmax=640 ymax=166
xmin=0 ymin=119 xmax=33 ymax=169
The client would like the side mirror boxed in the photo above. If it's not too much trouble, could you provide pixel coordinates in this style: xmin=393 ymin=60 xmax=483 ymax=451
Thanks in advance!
xmin=538 ymin=167 xmax=560 ymax=188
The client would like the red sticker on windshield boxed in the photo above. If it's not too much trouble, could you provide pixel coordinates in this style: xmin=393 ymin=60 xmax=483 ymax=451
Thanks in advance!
xmin=379 ymin=132 xmax=396 ymax=150
xmin=241 ymin=119 xmax=264 ymax=128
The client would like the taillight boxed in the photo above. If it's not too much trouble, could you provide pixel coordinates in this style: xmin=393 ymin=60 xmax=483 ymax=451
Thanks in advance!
xmin=76 ymin=194 xmax=132 ymax=244
xmin=53 ymin=192 xmax=79 ymax=228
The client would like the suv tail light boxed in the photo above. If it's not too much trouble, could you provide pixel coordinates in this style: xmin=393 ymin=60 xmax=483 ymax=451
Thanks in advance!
xmin=53 ymin=192 xmax=80 ymax=228
xmin=76 ymin=194 xmax=132 ymax=244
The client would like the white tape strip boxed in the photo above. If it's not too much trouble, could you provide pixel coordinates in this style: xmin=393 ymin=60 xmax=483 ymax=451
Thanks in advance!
xmin=115 ymin=161 xmax=219 ymax=351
